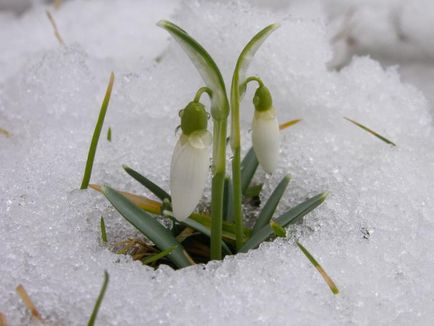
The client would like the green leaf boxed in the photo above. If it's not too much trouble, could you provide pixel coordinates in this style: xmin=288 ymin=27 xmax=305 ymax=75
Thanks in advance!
xmin=233 ymin=24 xmax=280 ymax=99
xmin=244 ymin=184 xmax=263 ymax=198
xmin=100 ymin=216 xmax=107 ymax=243
xmin=241 ymin=147 xmax=259 ymax=194
xmin=239 ymin=192 xmax=329 ymax=253
xmin=252 ymin=175 xmax=290 ymax=234
xmin=182 ymin=217 xmax=232 ymax=255
xmin=88 ymin=271 xmax=109 ymax=326
xmin=142 ymin=245 xmax=177 ymax=265
xmin=270 ymin=220 xmax=286 ymax=237
xmin=296 ymin=242 xmax=339 ymax=295
xmin=344 ymin=117 xmax=396 ymax=146
xmin=81 ymin=72 xmax=115 ymax=189
xmin=107 ymin=127 xmax=112 ymax=142
xmin=157 ymin=20 xmax=229 ymax=121
xmin=223 ymin=176 xmax=234 ymax=222
xmin=122 ymin=165 xmax=171 ymax=201
xmin=100 ymin=185 xmax=192 ymax=268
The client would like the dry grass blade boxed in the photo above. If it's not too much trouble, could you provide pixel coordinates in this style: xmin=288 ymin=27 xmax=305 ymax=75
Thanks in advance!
xmin=53 ymin=0 xmax=62 ymax=10
xmin=296 ymin=242 xmax=339 ymax=295
xmin=0 ymin=128 xmax=11 ymax=137
xmin=279 ymin=119 xmax=301 ymax=130
xmin=46 ymin=10 xmax=65 ymax=45
xmin=16 ymin=284 xmax=43 ymax=321
xmin=344 ymin=117 xmax=396 ymax=146
xmin=0 ymin=313 xmax=7 ymax=326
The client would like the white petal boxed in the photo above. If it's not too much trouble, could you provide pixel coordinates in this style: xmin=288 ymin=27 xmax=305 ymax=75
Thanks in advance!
xmin=170 ymin=132 xmax=211 ymax=221
xmin=252 ymin=108 xmax=280 ymax=174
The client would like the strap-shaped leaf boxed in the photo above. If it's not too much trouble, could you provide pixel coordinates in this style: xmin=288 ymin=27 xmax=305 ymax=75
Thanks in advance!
xmin=251 ymin=175 xmax=290 ymax=234
xmin=122 ymin=165 xmax=171 ymax=201
xmin=100 ymin=186 xmax=192 ymax=268
xmin=240 ymin=147 xmax=259 ymax=194
xmin=239 ymin=192 xmax=329 ymax=253
xmin=158 ymin=20 xmax=229 ymax=120
xmin=223 ymin=176 xmax=234 ymax=222
xmin=88 ymin=271 xmax=109 ymax=326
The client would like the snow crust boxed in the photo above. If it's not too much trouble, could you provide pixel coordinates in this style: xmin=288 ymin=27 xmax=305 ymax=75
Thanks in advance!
xmin=1 ymin=0 xmax=434 ymax=325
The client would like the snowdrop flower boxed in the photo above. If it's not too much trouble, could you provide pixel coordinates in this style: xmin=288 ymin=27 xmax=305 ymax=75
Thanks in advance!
xmin=251 ymin=85 xmax=280 ymax=174
xmin=170 ymin=101 xmax=212 ymax=221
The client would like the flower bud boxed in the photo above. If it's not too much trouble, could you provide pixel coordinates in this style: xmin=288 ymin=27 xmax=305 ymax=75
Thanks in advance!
xmin=170 ymin=101 xmax=211 ymax=221
xmin=251 ymin=86 xmax=280 ymax=174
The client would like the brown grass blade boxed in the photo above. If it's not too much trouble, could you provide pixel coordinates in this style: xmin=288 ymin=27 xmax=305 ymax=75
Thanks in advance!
xmin=16 ymin=285 xmax=43 ymax=321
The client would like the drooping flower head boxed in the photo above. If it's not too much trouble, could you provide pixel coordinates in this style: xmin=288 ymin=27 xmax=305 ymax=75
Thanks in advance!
xmin=170 ymin=101 xmax=211 ymax=221
xmin=251 ymin=84 xmax=280 ymax=174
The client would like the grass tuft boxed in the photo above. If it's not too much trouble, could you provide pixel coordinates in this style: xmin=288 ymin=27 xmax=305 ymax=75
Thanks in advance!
xmin=88 ymin=271 xmax=109 ymax=326
xmin=296 ymin=242 xmax=339 ymax=295
xmin=80 ymin=72 xmax=115 ymax=189
xmin=16 ymin=284 xmax=43 ymax=321
xmin=344 ymin=117 xmax=396 ymax=146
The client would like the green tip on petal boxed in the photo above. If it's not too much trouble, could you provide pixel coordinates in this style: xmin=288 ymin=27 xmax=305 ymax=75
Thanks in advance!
xmin=181 ymin=101 xmax=208 ymax=135
xmin=253 ymin=85 xmax=273 ymax=112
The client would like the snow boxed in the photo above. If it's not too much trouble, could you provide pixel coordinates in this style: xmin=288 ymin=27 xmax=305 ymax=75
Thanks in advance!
xmin=1 ymin=0 xmax=434 ymax=325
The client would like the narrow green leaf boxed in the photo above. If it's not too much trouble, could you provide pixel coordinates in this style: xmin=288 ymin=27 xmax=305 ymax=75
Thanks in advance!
xmin=245 ymin=184 xmax=263 ymax=198
xmin=182 ymin=218 xmax=232 ymax=255
xmin=81 ymin=72 xmax=115 ymax=189
xmin=157 ymin=20 xmax=229 ymax=121
xmin=100 ymin=216 xmax=107 ymax=243
xmin=223 ymin=177 xmax=234 ymax=222
xmin=241 ymin=147 xmax=259 ymax=194
xmin=296 ymin=242 xmax=339 ymax=295
xmin=87 ymin=271 xmax=109 ymax=326
xmin=270 ymin=220 xmax=286 ymax=237
xmin=107 ymin=127 xmax=112 ymax=142
xmin=100 ymin=185 xmax=192 ymax=268
xmin=189 ymin=213 xmax=252 ymax=240
xmin=239 ymin=192 xmax=329 ymax=253
xmin=142 ymin=245 xmax=177 ymax=265
xmin=344 ymin=117 xmax=396 ymax=146
xmin=252 ymin=175 xmax=290 ymax=234
xmin=122 ymin=165 xmax=171 ymax=201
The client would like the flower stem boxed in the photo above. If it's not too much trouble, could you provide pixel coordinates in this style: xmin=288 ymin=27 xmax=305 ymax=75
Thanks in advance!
xmin=210 ymin=119 xmax=227 ymax=260
xmin=193 ymin=87 xmax=213 ymax=103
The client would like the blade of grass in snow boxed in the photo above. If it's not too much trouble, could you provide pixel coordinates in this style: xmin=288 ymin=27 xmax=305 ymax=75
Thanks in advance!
xmin=80 ymin=72 xmax=115 ymax=189
xmin=142 ymin=245 xmax=177 ymax=265
xmin=223 ymin=176 xmax=234 ymax=222
xmin=107 ymin=127 xmax=112 ymax=142
xmin=239 ymin=192 xmax=329 ymax=253
xmin=0 ymin=128 xmax=10 ymax=137
xmin=122 ymin=165 xmax=171 ymax=201
xmin=344 ymin=117 xmax=396 ymax=146
xmin=252 ymin=175 xmax=290 ymax=234
xmin=296 ymin=242 xmax=339 ymax=295
xmin=101 ymin=185 xmax=193 ymax=268
xmin=16 ymin=285 xmax=42 ymax=321
xmin=270 ymin=220 xmax=286 ymax=237
xmin=87 ymin=271 xmax=109 ymax=326
xmin=244 ymin=184 xmax=263 ymax=198
xmin=241 ymin=147 xmax=259 ymax=195
xmin=100 ymin=217 xmax=107 ymax=243
xmin=279 ymin=119 xmax=301 ymax=130
xmin=46 ymin=10 xmax=64 ymax=45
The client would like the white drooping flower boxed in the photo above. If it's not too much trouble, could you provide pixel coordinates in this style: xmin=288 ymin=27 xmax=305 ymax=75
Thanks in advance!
xmin=251 ymin=85 xmax=280 ymax=174
xmin=170 ymin=101 xmax=211 ymax=221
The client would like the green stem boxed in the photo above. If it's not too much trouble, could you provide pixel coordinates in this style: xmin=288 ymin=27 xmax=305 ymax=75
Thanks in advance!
xmin=210 ymin=119 xmax=227 ymax=260
xmin=193 ymin=87 xmax=213 ymax=102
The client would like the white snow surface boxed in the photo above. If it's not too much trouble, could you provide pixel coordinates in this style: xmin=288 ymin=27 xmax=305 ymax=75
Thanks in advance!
xmin=1 ymin=0 xmax=434 ymax=325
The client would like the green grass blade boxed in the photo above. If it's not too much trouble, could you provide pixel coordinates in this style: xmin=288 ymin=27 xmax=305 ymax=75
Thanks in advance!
xmin=100 ymin=216 xmax=107 ymax=243
xmin=241 ymin=147 xmax=259 ymax=194
xmin=142 ymin=245 xmax=177 ymax=265
xmin=344 ymin=117 xmax=396 ymax=146
xmin=252 ymin=175 xmax=290 ymax=234
xmin=100 ymin=185 xmax=192 ymax=268
xmin=183 ymin=218 xmax=232 ymax=255
xmin=122 ymin=165 xmax=171 ymax=201
xmin=270 ymin=220 xmax=286 ymax=237
xmin=239 ymin=192 xmax=329 ymax=253
xmin=296 ymin=242 xmax=339 ymax=295
xmin=157 ymin=20 xmax=229 ymax=120
xmin=80 ymin=72 xmax=115 ymax=189
xmin=244 ymin=184 xmax=263 ymax=198
xmin=223 ymin=177 xmax=234 ymax=222
xmin=87 ymin=271 xmax=109 ymax=326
